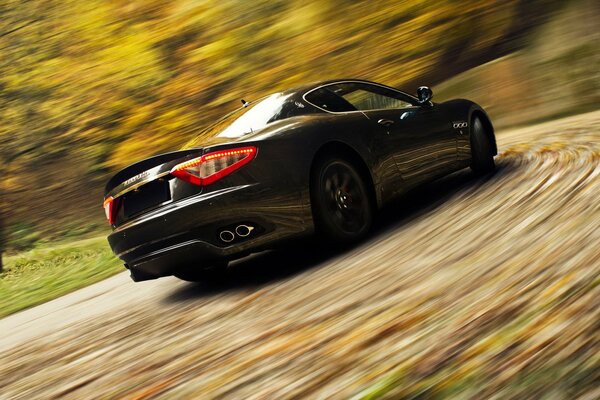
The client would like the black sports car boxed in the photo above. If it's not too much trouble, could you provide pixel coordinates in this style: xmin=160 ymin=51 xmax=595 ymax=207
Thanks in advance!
xmin=104 ymin=79 xmax=496 ymax=282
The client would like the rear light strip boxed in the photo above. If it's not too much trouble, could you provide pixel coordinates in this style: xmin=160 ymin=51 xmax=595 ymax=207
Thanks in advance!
xmin=170 ymin=146 xmax=257 ymax=186
xmin=103 ymin=146 xmax=257 ymax=225
xmin=103 ymin=196 xmax=116 ymax=225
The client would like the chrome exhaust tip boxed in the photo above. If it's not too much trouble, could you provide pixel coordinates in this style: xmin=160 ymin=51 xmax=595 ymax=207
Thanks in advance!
xmin=235 ymin=225 xmax=255 ymax=237
xmin=219 ymin=230 xmax=235 ymax=243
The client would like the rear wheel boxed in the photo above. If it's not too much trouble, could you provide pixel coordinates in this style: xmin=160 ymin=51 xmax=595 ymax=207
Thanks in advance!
xmin=470 ymin=116 xmax=495 ymax=174
xmin=311 ymin=157 xmax=373 ymax=243
xmin=174 ymin=261 xmax=228 ymax=282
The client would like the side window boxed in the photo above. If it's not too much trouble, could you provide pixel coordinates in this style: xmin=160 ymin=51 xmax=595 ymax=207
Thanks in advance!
xmin=340 ymin=84 xmax=414 ymax=111
xmin=304 ymin=88 xmax=357 ymax=112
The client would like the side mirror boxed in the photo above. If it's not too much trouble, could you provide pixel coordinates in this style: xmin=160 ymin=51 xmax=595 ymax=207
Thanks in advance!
xmin=416 ymin=86 xmax=433 ymax=105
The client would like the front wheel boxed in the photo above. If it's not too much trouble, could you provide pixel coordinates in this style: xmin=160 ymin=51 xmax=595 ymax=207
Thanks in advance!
xmin=311 ymin=157 xmax=373 ymax=244
xmin=470 ymin=116 xmax=496 ymax=175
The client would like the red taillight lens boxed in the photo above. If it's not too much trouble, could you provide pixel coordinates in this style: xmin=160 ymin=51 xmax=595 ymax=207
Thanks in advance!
xmin=103 ymin=196 xmax=115 ymax=225
xmin=170 ymin=146 xmax=257 ymax=186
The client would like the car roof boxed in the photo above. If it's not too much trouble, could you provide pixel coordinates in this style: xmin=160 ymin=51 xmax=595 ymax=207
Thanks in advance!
xmin=280 ymin=79 xmax=420 ymax=110
xmin=285 ymin=79 xmax=390 ymax=96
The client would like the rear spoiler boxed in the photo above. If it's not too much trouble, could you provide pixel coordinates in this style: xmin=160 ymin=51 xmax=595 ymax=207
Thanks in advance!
xmin=105 ymin=149 xmax=201 ymax=196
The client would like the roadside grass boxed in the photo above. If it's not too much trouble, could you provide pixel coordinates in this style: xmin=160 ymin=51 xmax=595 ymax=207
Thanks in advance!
xmin=0 ymin=236 xmax=123 ymax=318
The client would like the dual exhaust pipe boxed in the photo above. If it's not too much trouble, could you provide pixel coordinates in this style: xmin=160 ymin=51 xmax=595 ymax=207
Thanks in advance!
xmin=219 ymin=225 xmax=255 ymax=243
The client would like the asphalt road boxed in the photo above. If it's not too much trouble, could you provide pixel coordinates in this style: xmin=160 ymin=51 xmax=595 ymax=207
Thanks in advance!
xmin=1 ymin=111 xmax=599 ymax=399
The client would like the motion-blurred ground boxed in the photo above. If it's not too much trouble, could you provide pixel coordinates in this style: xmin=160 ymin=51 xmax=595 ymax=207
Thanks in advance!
xmin=1 ymin=111 xmax=598 ymax=399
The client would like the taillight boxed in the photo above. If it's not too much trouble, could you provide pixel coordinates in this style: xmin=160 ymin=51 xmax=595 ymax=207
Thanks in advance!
xmin=170 ymin=146 xmax=257 ymax=186
xmin=103 ymin=196 xmax=115 ymax=225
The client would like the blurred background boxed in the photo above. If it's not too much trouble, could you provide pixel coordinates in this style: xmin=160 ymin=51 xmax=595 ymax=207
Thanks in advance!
xmin=1 ymin=1 xmax=599 ymax=398
xmin=0 ymin=0 xmax=598 ymax=256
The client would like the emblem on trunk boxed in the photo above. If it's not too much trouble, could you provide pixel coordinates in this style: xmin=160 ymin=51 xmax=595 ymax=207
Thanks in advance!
xmin=123 ymin=170 xmax=151 ymax=186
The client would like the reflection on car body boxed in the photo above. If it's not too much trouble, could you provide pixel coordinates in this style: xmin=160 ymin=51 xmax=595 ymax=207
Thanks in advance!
xmin=103 ymin=79 xmax=497 ymax=282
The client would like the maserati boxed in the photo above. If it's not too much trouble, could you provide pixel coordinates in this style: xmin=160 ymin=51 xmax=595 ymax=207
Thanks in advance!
xmin=103 ymin=80 xmax=496 ymax=282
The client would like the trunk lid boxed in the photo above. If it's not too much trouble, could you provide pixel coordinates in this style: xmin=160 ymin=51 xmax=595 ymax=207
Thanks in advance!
xmin=105 ymin=149 xmax=203 ymax=225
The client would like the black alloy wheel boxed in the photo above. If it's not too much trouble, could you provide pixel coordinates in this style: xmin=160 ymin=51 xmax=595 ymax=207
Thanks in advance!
xmin=312 ymin=157 xmax=373 ymax=243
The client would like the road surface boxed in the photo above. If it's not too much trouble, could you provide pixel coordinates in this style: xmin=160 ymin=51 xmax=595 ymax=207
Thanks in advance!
xmin=1 ymin=111 xmax=599 ymax=399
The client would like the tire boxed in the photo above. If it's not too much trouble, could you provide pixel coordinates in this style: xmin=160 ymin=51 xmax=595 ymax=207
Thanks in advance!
xmin=470 ymin=116 xmax=496 ymax=175
xmin=174 ymin=261 xmax=228 ymax=282
xmin=311 ymin=157 xmax=373 ymax=243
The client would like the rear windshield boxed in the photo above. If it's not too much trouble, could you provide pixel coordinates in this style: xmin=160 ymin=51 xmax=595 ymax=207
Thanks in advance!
xmin=184 ymin=92 xmax=294 ymax=148
xmin=218 ymin=93 xmax=293 ymax=138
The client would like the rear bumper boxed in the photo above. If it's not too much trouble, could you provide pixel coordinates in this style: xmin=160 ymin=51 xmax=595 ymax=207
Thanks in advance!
xmin=125 ymin=240 xmax=232 ymax=281
xmin=108 ymin=183 xmax=313 ymax=280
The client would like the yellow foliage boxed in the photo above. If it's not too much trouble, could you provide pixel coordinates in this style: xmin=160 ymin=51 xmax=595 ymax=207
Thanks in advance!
xmin=0 ymin=0 xmax=568 ymax=233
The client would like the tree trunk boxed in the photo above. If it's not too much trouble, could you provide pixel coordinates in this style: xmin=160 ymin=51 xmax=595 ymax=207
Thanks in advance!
xmin=0 ymin=205 xmax=4 ymax=273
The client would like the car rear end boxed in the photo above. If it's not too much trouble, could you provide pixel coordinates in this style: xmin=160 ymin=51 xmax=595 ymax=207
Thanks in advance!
xmin=104 ymin=142 xmax=312 ymax=281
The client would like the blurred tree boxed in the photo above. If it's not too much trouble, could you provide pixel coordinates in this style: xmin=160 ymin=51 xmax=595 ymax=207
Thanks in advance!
xmin=0 ymin=208 xmax=3 ymax=272
xmin=0 ymin=0 xmax=574 ymax=250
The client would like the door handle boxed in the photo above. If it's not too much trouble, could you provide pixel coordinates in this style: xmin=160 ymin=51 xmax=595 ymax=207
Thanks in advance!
xmin=377 ymin=119 xmax=394 ymax=127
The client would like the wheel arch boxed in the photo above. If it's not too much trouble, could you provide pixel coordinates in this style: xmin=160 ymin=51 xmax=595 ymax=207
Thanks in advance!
xmin=309 ymin=141 xmax=380 ymax=210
